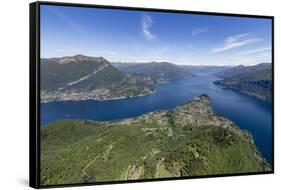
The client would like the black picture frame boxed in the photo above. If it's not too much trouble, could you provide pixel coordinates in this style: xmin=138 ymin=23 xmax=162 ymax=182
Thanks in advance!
xmin=29 ymin=1 xmax=274 ymax=189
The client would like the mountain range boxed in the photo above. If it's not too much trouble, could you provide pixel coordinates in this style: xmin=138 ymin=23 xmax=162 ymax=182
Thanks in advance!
xmin=41 ymin=55 xmax=155 ymax=102
xmin=214 ymin=63 xmax=272 ymax=102
xmin=41 ymin=55 xmax=196 ymax=103
xmin=113 ymin=62 xmax=195 ymax=83
xmin=181 ymin=65 xmax=230 ymax=75
xmin=41 ymin=56 xmax=272 ymax=103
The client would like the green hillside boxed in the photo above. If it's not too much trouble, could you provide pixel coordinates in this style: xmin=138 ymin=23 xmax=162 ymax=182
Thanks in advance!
xmin=214 ymin=63 xmax=271 ymax=79
xmin=41 ymin=94 xmax=271 ymax=186
xmin=41 ymin=55 xmax=155 ymax=102
xmin=214 ymin=63 xmax=272 ymax=102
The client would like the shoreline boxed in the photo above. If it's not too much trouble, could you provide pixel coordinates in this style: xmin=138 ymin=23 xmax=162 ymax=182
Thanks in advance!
xmin=41 ymin=89 xmax=156 ymax=104
xmin=40 ymin=76 xmax=196 ymax=104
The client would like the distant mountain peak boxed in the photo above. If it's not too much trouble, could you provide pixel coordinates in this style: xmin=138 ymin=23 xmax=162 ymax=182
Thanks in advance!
xmin=57 ymin=55 xmax=107 ymax=64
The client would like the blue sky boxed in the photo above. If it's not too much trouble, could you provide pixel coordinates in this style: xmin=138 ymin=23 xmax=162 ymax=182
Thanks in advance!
xmin=40 ymin=5 xmax=272 ymax=65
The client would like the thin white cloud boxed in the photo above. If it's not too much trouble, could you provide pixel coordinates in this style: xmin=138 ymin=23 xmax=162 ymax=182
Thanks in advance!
xmin=192 ymin=28 xmax=208 ymax=36
xmin=211 ymin=33 xmax=261 ymax=53
xmin=142 ymin=15 xmax=156 ymax=40
xmin=51 ymin=8 xmax=87 ymax=34
xmin=236 ymin=47 xmax=271 ymax=56
xmin=157 ymin=46 xmax=169 ymax=53
xmin=225 ymin=33 xmax=249 ymax=44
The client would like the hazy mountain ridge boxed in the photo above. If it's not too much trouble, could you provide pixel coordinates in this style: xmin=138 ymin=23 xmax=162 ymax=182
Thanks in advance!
xmin=214 ymin=63 xmax=272 ymax=102
xmin=113 ymin=62 xmax=195 ymax=83
xmin=41 ymin=94 xmax=270 ymax=185
xmin=181 ymin=65 xmax=231 ymax=75
xmin=41 ymin=55 xmax=155 ymax=103
xmin=214 ymin=63 xmax=271 ymax=79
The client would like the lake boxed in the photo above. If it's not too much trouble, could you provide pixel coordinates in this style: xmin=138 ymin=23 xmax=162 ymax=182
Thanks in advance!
xmin=41 ymin=74 xmax=273 ymax=164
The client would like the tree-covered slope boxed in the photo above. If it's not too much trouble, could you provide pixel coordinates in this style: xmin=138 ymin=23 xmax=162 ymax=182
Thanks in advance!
xmin=41 ymin=94 xmax=271 ymax=186
xmin=41 ymin=55 xmax=155 ymax=102
xmin=214 ymin=63 xmax=271 ymax=79
xmin=214 ymin=63 xmax=272 ymax=102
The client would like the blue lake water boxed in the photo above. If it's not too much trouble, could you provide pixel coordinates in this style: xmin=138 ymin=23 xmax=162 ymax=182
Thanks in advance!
xmin=41 ymin=75 xmax=273 ymax=164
